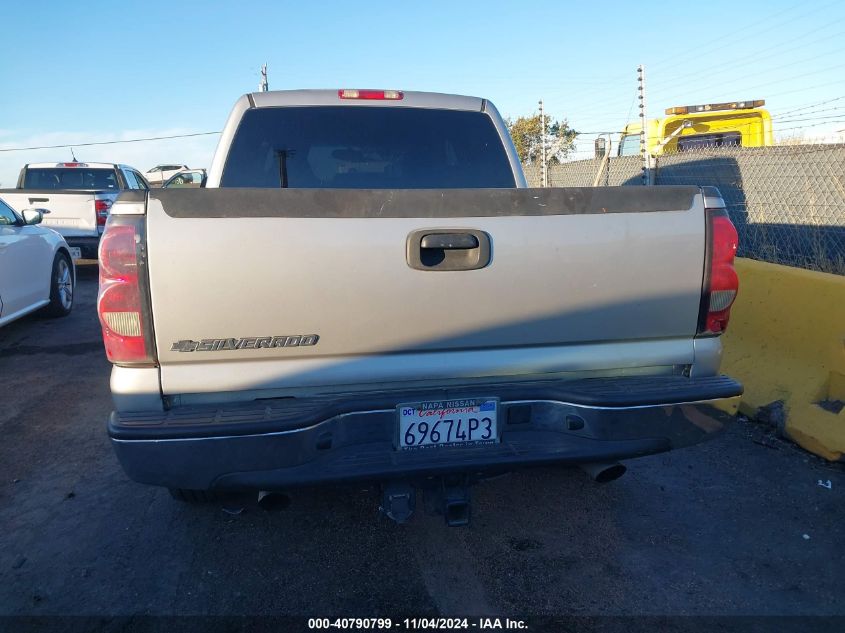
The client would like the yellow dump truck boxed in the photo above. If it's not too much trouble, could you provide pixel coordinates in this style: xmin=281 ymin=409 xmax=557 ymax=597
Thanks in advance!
xmin=618 ymin=100 xmax=773 ymax=156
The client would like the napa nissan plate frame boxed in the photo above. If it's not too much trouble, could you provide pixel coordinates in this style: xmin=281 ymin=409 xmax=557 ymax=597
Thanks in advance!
xmin=395 ymin=398 xmax=500 ymax=450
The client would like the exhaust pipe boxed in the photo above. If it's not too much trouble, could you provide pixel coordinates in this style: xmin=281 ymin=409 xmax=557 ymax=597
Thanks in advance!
xmin=580 ymin=462 xmax=626 ymax=483
xmin=257 ymin=490 xmax=292 ymax=511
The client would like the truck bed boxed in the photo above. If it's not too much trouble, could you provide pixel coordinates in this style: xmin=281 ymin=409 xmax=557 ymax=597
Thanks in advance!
xmin=0 ymin=189 xmax=104 ymax=238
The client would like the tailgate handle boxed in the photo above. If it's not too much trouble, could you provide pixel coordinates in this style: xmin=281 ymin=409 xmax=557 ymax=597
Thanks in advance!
xmin=406 ymin=229 xmax=491 ymax=272
xmin=420 ymin=233 xmax=478 ymax=250
xmin=29 ymin=197 xmax=49 ymax=203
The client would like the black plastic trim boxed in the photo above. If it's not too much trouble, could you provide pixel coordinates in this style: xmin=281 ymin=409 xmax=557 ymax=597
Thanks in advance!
xmin=114 ymin=190 xmax=147 ymax=203
xmin=109 ymin=375 xmax=742 ymax=441
xmin=151 ymin=186 xmax=701 ymax=219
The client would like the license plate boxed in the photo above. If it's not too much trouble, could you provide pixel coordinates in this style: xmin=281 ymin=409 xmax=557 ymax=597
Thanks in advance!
xmin=68 ymin=247 xmax=82 ymax=260
xmin=397 ymin=398 xmax=499 ymax=450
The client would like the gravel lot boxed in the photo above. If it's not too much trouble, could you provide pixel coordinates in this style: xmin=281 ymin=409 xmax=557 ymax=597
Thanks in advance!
xmin=1 ymin=263 xmax=844 ymax=628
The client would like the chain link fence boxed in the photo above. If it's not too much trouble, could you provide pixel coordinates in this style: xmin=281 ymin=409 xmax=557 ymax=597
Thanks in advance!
xmin=523 ymin=144 xmax=845 ymax=275
xmin=523 ymin=156 xmax=643 ymax=188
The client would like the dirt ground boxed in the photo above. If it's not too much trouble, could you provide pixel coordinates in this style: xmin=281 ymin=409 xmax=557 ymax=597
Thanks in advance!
xmin=1 ymin=263 xmax=844 ymax=630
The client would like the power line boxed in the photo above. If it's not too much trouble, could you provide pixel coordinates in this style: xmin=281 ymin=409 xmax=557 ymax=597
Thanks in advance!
xmin=0 ymin=131 xmax=221 ymax=153
xmin=773 ymin=95 xmax=845 ymax=117
xmin=649 ymin=34 xmax=845 ymax=98
xmin=772 ymin=112 xmax=845 ymax=124
xmin=647 ymin=1 xmax=809 ymax=70
xmin=532 ymin=97 xmax=636 ymax=115
xmin=565 ymin=30 xmax=844 ymax=122
xmin=719 ymin=60 xmax=845 ymax=99
xmin=650 ymin=18 xmax=845 ymax=88
xmin=485 ymin=72 xmax=630 ymax=85
xmin=576 ymin=97 xmax=845 ymax=131
xmin=765 ymin=77 xmax=845 ymax=99
xmin=624 ymin=86 xmax=638 ymax=127
xmin=489 ymin=77 xmax=628 ymax=88
xmin=772 ymin=107 xmax=845 ymax=123
xmin=774 ymin=119 xmax=845 ymax=131
xmin=647 ymin=13 xmax=845 ymax=105
xmin=572 ymin=114 xmax=845 ymax=138
xmin=648 ymin=0 xmax=842 ymax=73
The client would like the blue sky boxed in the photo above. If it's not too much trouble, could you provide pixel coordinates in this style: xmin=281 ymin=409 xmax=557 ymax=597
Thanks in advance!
xmin=1 ymin=0 xmax=844 ymax=184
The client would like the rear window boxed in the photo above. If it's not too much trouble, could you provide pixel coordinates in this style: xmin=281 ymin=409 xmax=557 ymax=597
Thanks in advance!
xmin=23 ymin=168 xmax=118 ymax=190
xmin=220 ymin=106 xmax=516 ymax=188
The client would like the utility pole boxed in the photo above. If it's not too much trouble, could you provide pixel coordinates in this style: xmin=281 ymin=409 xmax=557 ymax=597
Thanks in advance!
xmin=539 ymin=99 xmax=548 ymax=188
xmin=259 ymin=63 xmax=269 ymax=92
xmin=637 ymin=65 xmax=650 ymax=185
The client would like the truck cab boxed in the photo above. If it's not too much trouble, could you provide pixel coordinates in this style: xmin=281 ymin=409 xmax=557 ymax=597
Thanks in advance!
xmin=618 ymin=99 xmax=773 ymax=156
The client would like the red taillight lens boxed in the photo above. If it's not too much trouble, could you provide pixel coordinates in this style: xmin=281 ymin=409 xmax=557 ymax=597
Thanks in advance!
xmin=95 ymin=199 xmax=112 ymax=226
xmin=97 ymin=218 xmax=154 ymax=364
xmin=338 ymin=89 xmax=404 ymax=100
xmin=699 ymin=210 xmax=739 ymax=335
xmin=99 ymin=224 xmax=137 ymax=277
xmin=98 ymin=281 xmax=148 ymax=362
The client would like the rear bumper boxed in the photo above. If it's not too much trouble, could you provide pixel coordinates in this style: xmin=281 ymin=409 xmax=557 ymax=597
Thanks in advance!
xmin=108 ymin=375 xmax=742 ymax=491
xmin=64 ymin=236 xmax=100 ymax=259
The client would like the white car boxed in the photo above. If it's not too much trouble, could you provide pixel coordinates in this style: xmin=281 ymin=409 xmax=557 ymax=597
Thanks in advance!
xmin=0 ymin=198 xmax=75 ymax=327
xmin=143 ymin=164 xmax=188 ymax=187
xmin=162 ymin=168 xmax=206 ymax=188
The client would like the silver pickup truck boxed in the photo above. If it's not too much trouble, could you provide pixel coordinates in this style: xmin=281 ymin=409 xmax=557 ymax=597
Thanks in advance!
xmin=0 ymin=162 xmax=150 ymax=258
xmin=99 ymin=89 xmax=742 ymax=524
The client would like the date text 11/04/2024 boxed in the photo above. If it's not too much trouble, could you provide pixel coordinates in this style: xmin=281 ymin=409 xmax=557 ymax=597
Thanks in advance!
xmin=307 ymin=617 xmax=528 ymax=629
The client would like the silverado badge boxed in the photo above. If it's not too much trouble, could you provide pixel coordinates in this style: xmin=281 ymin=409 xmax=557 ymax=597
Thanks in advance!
xmin=171 ymin=335 xmax=319 ymax=352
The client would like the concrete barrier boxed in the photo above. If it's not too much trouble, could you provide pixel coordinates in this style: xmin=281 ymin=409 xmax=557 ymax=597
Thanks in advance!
xmin=721 ymin=258 xmax=845 ymax=461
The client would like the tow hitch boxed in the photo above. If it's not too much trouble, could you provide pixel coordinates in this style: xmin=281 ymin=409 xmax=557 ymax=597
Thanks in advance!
xmin=380 ymin=482 xmax=415 ymax=524
xmin=380 ymin=477 xmax=473 ymax=526
xmin=438 ymin=478 xmax=471 ymax=527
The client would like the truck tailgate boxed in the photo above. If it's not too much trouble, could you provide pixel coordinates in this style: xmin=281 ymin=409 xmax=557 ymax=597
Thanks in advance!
xmin=146 ymin=187 xmax=707 ymax=397
xmin=0 ymin=190 xmax=99 ymax=237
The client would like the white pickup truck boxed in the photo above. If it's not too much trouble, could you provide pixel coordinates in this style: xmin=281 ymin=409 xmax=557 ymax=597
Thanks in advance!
xmin=99 ymin=89 xmax=743 ymax=524
xmin=0 ymin=162 xmax=150 ymax=259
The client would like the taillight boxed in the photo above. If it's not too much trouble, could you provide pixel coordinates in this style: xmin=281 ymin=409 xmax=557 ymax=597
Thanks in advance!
xmin=698 ymin=208 xmax=739 ymax=335
xmin=338 ymin=89 xmax=403 ymax=100
xmin=95 ymin=198 xmax=112 ymax=226
xmin=97 ymin=217 xmax=156 ymax=365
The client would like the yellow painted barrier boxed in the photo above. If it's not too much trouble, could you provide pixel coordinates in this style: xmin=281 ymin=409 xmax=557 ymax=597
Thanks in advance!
xmin=721 ymin=258 xmax=845 ymax=461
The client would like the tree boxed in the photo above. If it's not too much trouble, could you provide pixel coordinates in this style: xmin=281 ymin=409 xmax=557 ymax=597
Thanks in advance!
xmin=506 ymin=114 xmax=578 ymax=164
